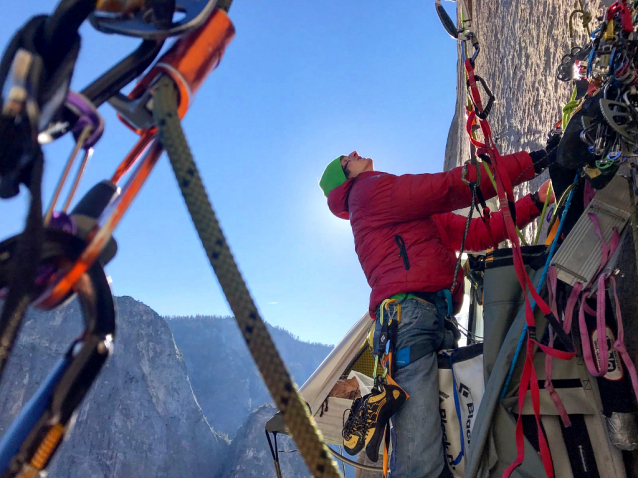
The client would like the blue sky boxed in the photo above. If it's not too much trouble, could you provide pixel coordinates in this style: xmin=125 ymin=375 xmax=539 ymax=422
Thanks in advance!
xmin=2 ymin=1 xmax=458 ymax=346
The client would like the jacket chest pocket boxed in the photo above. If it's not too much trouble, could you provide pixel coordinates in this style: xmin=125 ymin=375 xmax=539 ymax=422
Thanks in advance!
xmin=395 ymin=235 xmax=410 ymax=270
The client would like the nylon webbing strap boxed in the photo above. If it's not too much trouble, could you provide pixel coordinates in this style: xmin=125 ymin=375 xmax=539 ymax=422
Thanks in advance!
xmin=152 ymin=76 xmax=340 ymax=478
xmin=463 ymin=58 xmax=575 ymax=478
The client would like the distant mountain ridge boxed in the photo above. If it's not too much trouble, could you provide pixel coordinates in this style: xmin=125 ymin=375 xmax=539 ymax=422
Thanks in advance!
xmin=0 ymin=297 xmax=335 ymax=477
xmin=166 ymin=314 xmax=333 ymax=438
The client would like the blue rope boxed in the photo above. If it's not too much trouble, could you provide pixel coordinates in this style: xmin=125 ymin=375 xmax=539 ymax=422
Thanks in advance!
xmin=499 ymin=174 xmax=579 ymax=402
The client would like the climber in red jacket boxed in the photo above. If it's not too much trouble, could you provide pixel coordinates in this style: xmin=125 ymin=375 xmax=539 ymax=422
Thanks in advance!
xmin=320 ymin=146 xmax=555 ymax=477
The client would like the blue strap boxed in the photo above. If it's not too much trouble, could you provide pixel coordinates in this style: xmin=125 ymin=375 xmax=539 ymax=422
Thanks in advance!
xmin=448 ymin=352 xmax=465 ymax=465
xmin=396 ymin=347 xmax=410 ymax=367
xmin=499 ymin=174 xmax=579 ymax=402
xmin=438 ymin=289 xmax=454 ymax=317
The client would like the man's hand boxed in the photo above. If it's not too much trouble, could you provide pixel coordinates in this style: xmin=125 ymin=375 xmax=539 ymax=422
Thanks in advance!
xmin=537 ymin=179 xmax=555 ymax=204
xmin=546 ymin=128 xmax=562 ymax=151
xmin=530 ymin=128 xmax=563 ymax=175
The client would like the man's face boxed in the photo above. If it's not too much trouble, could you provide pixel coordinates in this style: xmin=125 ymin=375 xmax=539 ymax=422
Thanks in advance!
xmin=340 ymin=151 xmax=373 ymax=179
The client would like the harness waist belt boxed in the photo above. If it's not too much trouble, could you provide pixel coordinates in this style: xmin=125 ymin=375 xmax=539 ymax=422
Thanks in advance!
xmin=389 ymin=290 xmax=453 ymax=317
xmin=389 ymin=291 xmax=440 ymax=305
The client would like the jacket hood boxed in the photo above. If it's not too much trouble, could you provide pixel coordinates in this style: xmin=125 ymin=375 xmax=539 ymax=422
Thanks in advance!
xmin=327 ymin=178 xmax=355 ymax=220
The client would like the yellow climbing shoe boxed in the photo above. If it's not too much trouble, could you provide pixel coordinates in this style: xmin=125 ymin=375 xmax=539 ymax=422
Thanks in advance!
xmin=343 ymin=378 xmax=409 ymax=459
xmin=342 ymin=396 xmax=367 ymax=455
xmin=365 ymin=379 xmax=408 ymax=462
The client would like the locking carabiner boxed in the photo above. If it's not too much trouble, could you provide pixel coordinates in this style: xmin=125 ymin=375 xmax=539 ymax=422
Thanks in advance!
xmin=0 ymin=231 xmax=115 ymax=478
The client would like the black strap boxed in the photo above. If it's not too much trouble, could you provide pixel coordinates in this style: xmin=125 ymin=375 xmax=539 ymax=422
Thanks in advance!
xmin=451 ymin=183 xmax=475 ymax=293
xmin=508 ymin=200 xmax=518 ymax=225
xmin=474 ymin=183 xmax=488 ymax=215
xmin=396 ymin=342 xmax=434 ymax=368
xmin=265 ymin=431 xmax=283 ymax=478
xmin=536 ymin=311 xmax=575 ymax=354
xmin=0 ymin=14 xmax=81 ymax=198
xmin=474 ymin=152 xmax=493 ymax=223
xmin=388 ymin=320 xmax=398 ymax=356
xmin=395 ymin=319 xmax=451 ymax=369
xmin=474 ymin=154 xmax=491 ymax=209
xmin=0 ymin=151 xmax=44 ymax=381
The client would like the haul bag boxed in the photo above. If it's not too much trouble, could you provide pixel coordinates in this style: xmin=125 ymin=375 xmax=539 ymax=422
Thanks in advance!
xmin=465 ymin=247 xmax=626 ymax=478
xmin=438 ymin=343 xmax=484 ymax=478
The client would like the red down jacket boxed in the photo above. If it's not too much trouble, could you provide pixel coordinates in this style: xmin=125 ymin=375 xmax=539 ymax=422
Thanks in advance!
xmin=327 ymin=151 xmax=541 ymax=318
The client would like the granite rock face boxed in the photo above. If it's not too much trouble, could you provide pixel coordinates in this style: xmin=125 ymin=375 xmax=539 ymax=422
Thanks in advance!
xmin=167 ymin=316 xmax=332 ymax=438
xmin=445 ymin=1 xmax=638 ymax=475
xmin=219 ymin=404 xmax=310 ymax=478
xmin=0 ymin=296 xmax=229 ymax=477
xmin=444 ymin=0 xmax=614 ymax=242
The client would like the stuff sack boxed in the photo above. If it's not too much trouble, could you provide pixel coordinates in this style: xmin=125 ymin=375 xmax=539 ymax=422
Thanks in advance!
xmin=438 ymin=343 xmax=484 ymax=478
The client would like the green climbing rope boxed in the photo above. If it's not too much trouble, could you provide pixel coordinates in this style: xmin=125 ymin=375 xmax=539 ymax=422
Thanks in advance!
xmin=152 ymin=75 xmax=341 ymax=478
